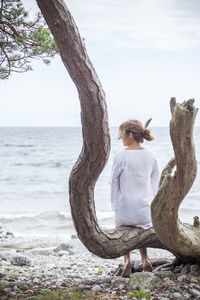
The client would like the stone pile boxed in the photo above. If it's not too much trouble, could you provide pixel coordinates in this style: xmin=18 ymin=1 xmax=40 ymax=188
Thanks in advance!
xmin=0 ymin=246 xmax=199 ymax=299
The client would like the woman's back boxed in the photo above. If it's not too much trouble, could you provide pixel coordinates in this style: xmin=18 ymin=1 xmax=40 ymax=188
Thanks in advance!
xmin=111 ymin=149 xmax=159 ymax=229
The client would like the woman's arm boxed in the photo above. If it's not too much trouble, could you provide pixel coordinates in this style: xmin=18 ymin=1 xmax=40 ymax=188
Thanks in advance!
xmin=151 ymin=159 xmax=160 ymax=196
xmin=111 ymin=153 xmax=124 ymax=210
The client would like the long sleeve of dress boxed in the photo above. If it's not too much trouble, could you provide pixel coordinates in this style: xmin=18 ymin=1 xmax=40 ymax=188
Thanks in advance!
xmin=151 ymin=158 xmax=160 ymax=196
xmin=111 ymin=153 xmax=124 ymax=211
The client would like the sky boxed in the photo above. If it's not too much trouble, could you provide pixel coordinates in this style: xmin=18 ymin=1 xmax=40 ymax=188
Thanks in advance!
xmin=1 ymin=0 xmax=200 ymax=127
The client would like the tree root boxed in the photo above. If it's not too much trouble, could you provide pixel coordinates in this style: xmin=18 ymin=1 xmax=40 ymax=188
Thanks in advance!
xmin=113 ymin=258 xmax=176 ymax=276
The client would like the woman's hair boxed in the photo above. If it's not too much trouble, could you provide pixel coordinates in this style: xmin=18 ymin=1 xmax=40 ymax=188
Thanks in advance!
xmin=118 ymin=119 xmax=154 ymax=143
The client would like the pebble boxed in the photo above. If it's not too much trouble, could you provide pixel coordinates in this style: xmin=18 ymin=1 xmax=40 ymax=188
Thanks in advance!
xmin=155 ymin=270 xmax=174 ymax=279
xmin=91 ymin=285 xmax=101 ymax=293
xmin=190 ymin=264 xmax=199 ymax=274
xmin=11 ymin=255 xmax=31 ymax=266
xmin=177 ymin=275 xmax=187 ymax=282
xmin=58 ymin=250 xmax=70 ymax=256
xmin=78 ymin=284 xmax=91 ymax=290
xmin=190 ymin=288 xmax=200 ymax=297
xmin=8 ymin=291 xmax=16 ymax=297
xmin=173 ymin=292 xmax=182 ymax=299
xmin=0 ymin=246 xmax=199 ymax=299
xmin=32 ymin=278 xmax=39 ymax=284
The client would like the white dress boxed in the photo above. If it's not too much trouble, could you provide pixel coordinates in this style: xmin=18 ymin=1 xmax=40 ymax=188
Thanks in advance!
xmin=111 ymin=149 xmax=160 ymax=229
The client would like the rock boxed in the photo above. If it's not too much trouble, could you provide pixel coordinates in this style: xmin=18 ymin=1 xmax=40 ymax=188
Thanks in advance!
xmin=111 ymin=277 xmax=129 ymax=288
xmin=127 ymin=272 xmax=157 ymax=291
xmin=6 ymin=281 xmax=18 ymax=287
xmin=173 ymin=292 xmax=182 ymax=299
xmin=13 ymin=285 xmax=19 ymax=291
xmin=60 ymin=281 xmax=67 ymax=287
xmin=18 ymin=283 xmax=29 ymax=291
xmin=11 ymin=255 xmax=31 ymax=266
xmin=181 ymin=264 xmax=190 ymax=274
xmin=119 ymin=296 xmax=128 ymax=300
xmin=25 ymin=289 xmax=34 ymax=296
xmin=26 ymin=281 xmax=34 ymax=289
xmin=183 ymin=293 xmax=191 ymax=300
xmin=78 ymin=284 xmax=91 ymax=290
xmin=28 ymin=248 xmax=55 ymax=255
xmin=71 ymin=234 xmax=78 ymax=239
xmin=32 ymin=278 xmax=40 ymax=284
xmin=8 ymin=292 xmax=17 ymax=298
xmin=0 ymin=250 xmax=17 ymax=260
xmin=16 ymin=281 xmax=33 ymax=290
xmin=190 ymin=288 xmax=200 ymax=297
xmin=159 ymin=293 xmax=169 ymax=298
xmin=190 ymin=264 xmax=200 ymax=274
xmin=154 ymin=271 xmax=174 ymax=279
xmin=4 ymin=231 xmax=14 ymax=239
xmin=192 ymin=283 xmax=200 ymax=290
xmin=168 ymin=285 xmax=178 ymax=293
xmin=58 ymin=250 xmax=70 ymax=256
xmin=182 ymin=285 xmax=189 ymax=291
xmin=54 ymin=243 xmax=72 ymax=252
xmin=112 ymin=290 xmax=116 ymax=294
xmin=17 ymin=294 xmax=28 ymax=299
xmin=3 ymin=287 xmax=11 ymax=293
xmin=177 ymin=275 xmax=188 ymax=282
xmin=190 ymin=276 xmax=198 ymax=283
xmin=91 ymin=285 xmax=101 ymax=293
xmin=163 ymin=277 xmax=173 ymax=283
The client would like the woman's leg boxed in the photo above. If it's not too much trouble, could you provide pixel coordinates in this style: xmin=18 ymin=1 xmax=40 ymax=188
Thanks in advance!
xmin=122 ymin=252 xmax=132 ymax=277
xmin=139 ymin=248 xmax=153 ymax=272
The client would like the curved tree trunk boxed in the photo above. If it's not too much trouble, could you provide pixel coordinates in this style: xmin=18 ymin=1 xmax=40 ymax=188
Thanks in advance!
xmin=36 ymin=0 xmax=200 ymax=262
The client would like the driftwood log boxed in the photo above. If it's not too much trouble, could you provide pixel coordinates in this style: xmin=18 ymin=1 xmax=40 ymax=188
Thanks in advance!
xmin=36 ymin=0 xmax=200 ymax=263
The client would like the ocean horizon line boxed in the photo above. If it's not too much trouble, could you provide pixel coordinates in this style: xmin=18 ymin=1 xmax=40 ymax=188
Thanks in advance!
xmin=1 ymin=125 xmax=198 ymax=128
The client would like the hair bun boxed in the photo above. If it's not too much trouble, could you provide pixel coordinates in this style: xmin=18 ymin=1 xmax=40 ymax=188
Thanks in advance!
xmin=143 ymin=129 xmax=154 ymax=141
xmin=118 ymin=119 xmax=154 ymax=143
xmin=143 ymin=128 xmax=150 ymax=136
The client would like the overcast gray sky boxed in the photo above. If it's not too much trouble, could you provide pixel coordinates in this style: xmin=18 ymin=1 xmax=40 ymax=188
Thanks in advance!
xmin=1 ymin=0 xmax=200 ymax=127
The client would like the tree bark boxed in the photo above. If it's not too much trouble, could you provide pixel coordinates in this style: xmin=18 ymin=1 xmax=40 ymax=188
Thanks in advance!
xmin=151 ymin=98 xmax=200 ymax=263
xmin=36 ymin=0 xmax=200 ymax=262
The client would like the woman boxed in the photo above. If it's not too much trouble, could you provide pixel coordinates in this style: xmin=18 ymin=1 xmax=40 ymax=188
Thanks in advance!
xmin=111 ymin=119 xmax=160 ymax=277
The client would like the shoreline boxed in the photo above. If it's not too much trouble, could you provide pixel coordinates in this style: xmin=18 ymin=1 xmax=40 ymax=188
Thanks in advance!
xmin=1 ymin=240 xmax=200 ymax=299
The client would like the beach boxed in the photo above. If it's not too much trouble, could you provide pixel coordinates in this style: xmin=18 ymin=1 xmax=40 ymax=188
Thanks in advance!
xmin=1 ymin=230 xmax=200 ymax=299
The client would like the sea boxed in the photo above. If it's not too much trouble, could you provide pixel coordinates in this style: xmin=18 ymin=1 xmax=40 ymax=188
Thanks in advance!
xmin=0 ymin=127 xmax=200 ymax=251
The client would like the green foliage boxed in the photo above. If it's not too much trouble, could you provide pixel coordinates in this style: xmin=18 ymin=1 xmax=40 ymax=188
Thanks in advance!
xmin=8 ymin=274 xmax=16 ymax=278
xmin=27 ymin=288 xmax=95 ymax=300
xmin=0 ymin=0 xmax=58 ymax=79
xmin=97 ymin=269 xmax=103 ymax=274
xmin=0 ymin=282 xmax=6 ymax=287
xmin=129 ymin=289 xmax=151 ymax=299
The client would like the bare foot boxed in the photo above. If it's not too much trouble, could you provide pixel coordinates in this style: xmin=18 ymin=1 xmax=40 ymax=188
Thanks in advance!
xmin=143 ymin=259 xmax=153 ymax=272
xmin=122 ymin=261 xmax=132 ymax=277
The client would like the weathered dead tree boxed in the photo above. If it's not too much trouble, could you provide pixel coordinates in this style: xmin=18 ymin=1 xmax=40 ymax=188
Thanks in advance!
xmin=152 ymin=98 xmax=200 ymax=263
xmin=36 ymin=0 xmax=200 ymax=262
